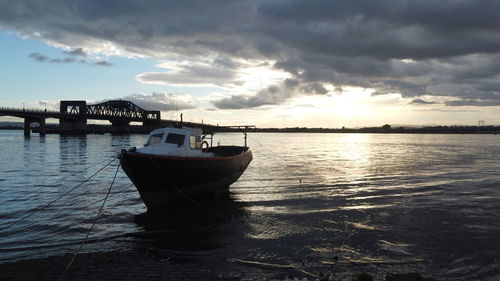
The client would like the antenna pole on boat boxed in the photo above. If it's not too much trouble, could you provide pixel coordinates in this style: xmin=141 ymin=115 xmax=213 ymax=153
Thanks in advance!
xmin=244 ymin=131 xmax=247 ymax=148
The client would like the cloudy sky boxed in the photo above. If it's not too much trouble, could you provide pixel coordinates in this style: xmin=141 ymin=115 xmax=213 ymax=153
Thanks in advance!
xmin=2 ymin=0 xmax=500 ymax=127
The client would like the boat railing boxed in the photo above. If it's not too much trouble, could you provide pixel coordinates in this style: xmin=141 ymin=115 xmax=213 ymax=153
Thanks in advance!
xmin=202 ymin=125 xmax=256 ymax=148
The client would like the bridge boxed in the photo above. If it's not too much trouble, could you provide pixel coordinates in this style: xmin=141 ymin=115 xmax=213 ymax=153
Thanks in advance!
xmin=0 ymin=100 xmax=168 ymax=136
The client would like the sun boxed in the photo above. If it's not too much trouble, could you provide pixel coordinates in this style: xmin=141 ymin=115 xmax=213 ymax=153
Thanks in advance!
xmin=266 ymin=86 xmax=405 ymax=128
xmin=294 ymin=87 xmax=375 ymax=116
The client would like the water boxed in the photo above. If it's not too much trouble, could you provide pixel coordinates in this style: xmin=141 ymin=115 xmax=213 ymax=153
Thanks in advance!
xmin=1 ymin=130 xmax=500 ymax=280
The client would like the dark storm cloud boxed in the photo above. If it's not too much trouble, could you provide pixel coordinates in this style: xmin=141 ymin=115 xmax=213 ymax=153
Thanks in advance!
xmin=213 ymin=84 xmax=291 ymax=109
xmin=212 ymin=79 xmax=330 ymax=109
xmin=257 ymin=0 xmax=500 ymax=59
xmin=4 ymin=0 xmax=500 ymax=108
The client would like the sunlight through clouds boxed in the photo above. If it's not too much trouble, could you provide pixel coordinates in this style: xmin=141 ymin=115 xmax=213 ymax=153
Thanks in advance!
xmin=3 ymin=0 xmax=500 ymax=126
xmin=136 ymin=58 xmax=291 ymax=93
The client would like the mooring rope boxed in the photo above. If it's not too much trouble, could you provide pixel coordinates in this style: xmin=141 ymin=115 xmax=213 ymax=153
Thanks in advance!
xmin=12 ymin=182 xmax=134 ymax=244
xmin=248 ymin=135 xmax=289 ymax=168
xmin=45 ymin=181 xmax=131 ymax=222
xmin=248 ymin=135 xmax=304 ymax=186
xmin=148 ymin=157 xmax=230 ymax=220
xmin=228 ymin=258 xmax=319 ymax=278
xmin=1 ymin=156 xmax=116 ymax=205
xmin=0 ymin=158 xmax=116 ymax=233
xmin=0 ymin=181 xmax=135 ymax=263
xmin=0 ymin=230 xmax=176 ymax=255
xmin=57 ymin=161 xmax=121 ymax=281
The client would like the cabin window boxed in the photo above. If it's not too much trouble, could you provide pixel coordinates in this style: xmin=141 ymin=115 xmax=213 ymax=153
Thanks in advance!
xmin=190 ymin=135 xmax=201 ymax=149
xmin=146 ymin=133 xmax=164 ymax=146
xmin=165 ymin=133 xmax=185 ymax=146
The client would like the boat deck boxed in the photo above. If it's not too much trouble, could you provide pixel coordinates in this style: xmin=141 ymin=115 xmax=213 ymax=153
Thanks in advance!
xmin=208 ymin=146 xmax=249 ymax=157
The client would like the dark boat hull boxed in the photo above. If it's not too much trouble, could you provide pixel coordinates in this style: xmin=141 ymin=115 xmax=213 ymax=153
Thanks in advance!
xmin=119 ymin=146 xmax=252 ymax=209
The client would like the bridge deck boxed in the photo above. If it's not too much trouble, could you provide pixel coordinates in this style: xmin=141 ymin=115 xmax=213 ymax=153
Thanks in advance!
xmin=0 ymin=105 xmax=223 ymax=135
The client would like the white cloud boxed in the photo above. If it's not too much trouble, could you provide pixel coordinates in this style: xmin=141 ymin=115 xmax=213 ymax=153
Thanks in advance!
xmin=121 ymin=92 xmax=196 ymax=111
xmin=136 ymin=58 xmax=238 ymax=87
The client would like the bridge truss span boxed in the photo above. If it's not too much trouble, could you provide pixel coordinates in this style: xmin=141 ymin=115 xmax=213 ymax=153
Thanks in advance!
xmin=1 ymin=99 xmax=213 ymax=136
xmin=86 ymin=100 xmax=160 ymax=122
xmin=60 ymin=100 xmax=160 ymax=124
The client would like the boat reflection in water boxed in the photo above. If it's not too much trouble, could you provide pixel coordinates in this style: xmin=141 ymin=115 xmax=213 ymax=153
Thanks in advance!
xmin=133 ymin=194 xmax=248 ymax=251
xmin=119 ymin=126 xmax=253 ymax=210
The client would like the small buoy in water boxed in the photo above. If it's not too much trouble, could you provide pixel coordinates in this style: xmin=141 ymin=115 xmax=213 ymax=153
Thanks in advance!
xmin=299 ymin=179 xmax=302 ymax=184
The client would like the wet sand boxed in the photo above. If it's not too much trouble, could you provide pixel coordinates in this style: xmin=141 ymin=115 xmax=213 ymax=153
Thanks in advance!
xmin=0 ymin=250 xmax=438 ymax=281
xmin=0 ymin=250 xmax=239 ymax=281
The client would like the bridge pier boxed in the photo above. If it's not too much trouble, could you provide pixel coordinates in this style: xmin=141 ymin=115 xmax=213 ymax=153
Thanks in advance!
xmin=24 ymin=119 xmax=30 ymax=137
xmin=60 ymin=119 xmax=87 ymax=135
xmin=24 ymin=118 xmax=46 ymax=136
xmin=39 ymin=119 xmax=46 ymax=136
xmin=59 ymin=101 xmax=87 ymax=134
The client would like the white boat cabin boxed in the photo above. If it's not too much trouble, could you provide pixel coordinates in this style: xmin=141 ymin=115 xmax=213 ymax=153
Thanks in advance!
xmin=137 ymin=127 xmax=214 ymax=157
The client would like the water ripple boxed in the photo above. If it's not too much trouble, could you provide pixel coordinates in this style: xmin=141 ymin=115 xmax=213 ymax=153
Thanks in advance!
xmin=1 ymin=131 xmax=500 ymax=280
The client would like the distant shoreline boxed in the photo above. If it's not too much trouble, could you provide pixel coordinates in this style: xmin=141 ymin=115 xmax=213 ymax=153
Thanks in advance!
xmin=1 ymin=124 xmax=499 ymax=134
xmin=252 ymin=125 xmax=500 ymax=134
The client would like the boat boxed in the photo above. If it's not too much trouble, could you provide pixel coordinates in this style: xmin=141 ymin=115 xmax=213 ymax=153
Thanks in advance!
xmin=118 ymin=126 xmax=253 ymax=209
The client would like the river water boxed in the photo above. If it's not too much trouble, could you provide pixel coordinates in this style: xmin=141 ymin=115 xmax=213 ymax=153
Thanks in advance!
xmin=1 ymin=130 xmax=499 ymax=280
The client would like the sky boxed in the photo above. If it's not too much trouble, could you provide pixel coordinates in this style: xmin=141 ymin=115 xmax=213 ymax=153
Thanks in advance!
xmin=2 ymin=0 xmax=500 ymax=128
